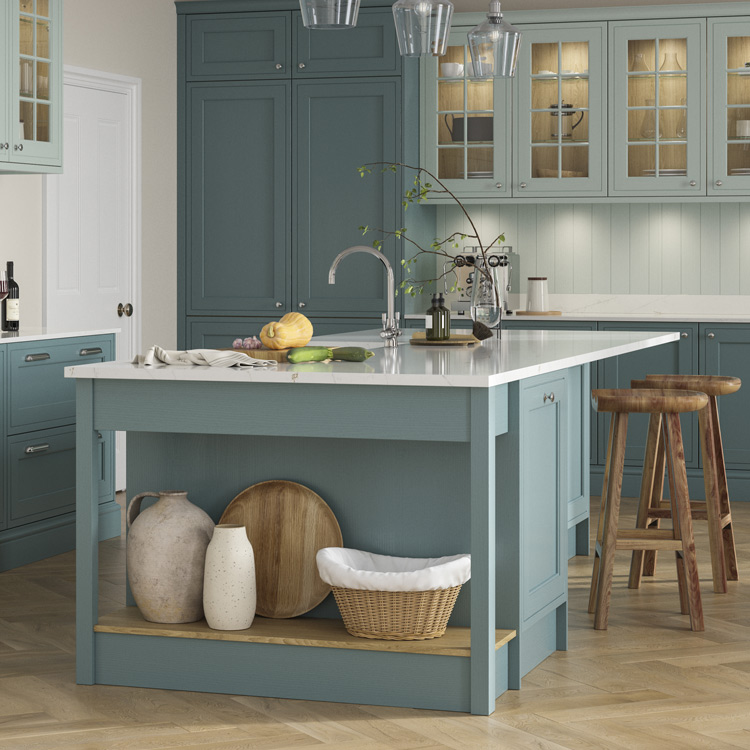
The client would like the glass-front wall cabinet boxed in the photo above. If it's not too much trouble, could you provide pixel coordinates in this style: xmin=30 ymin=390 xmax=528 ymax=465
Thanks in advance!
xmin=610 ymin=21 xmax=705 ymax=195
xmin=710 ymin=20 xmax=750 ymax=194
xmin=421 ymin=27 xmax=511 ymax=198
xmin=515 ymin=24 xmax=605 ymax=196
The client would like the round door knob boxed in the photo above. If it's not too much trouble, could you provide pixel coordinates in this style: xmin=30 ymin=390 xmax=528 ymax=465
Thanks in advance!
xmin=495 ymin=182 xmax=503 ymax=189
xmin=117 ymin=302 xmax=133 ymax=317
xmin=298 ymin=63 xmax=306 ymax=69
xmin=681 ymin=332 xmax=688 ymax=338
xmin=708 ymin=332 xmax=715 ymax=339
xmin=275 ymin=301 xmax=283 ymax=308
xmin=689 ymin=180 xmax=697 ymax=187
xmin=519 ymin=182 xmax=527 ymax=189
xmin=716 ymin=180 xmax=723 ymax=187
xmin=298 ymin=302 xmax=306 ymax=309
xmin=1 ymin=142 xmax=7 ymax=149
xmin=275 ymin=63 xmax=283 ymax=70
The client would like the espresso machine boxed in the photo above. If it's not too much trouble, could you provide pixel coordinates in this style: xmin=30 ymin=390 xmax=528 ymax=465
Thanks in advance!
xmin=443 ymin=247 xmax=513 ymax=315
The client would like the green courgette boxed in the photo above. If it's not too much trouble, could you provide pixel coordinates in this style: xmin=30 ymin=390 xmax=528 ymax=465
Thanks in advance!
xmin=287 ymin=346 xmax=332 ymax=364
xmin=330 ymin=347 xmax=374 ymax=362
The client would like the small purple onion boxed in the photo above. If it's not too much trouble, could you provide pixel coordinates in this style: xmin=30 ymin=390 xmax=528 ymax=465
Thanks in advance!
xmin=243 ymin=336 xmax=262 ymax=349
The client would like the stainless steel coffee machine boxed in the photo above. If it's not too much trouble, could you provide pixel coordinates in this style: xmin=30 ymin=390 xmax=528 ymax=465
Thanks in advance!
xmin=443 ymin=247 xmax=513 ymax=314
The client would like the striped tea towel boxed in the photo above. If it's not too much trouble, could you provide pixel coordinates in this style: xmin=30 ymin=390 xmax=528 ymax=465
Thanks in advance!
xmin=134 ymin=345 xmax=276 ymax=368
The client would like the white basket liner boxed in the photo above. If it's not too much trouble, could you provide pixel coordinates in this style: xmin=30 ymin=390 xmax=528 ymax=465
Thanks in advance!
xmin=316 ymin=547 xmax=471 ymax=592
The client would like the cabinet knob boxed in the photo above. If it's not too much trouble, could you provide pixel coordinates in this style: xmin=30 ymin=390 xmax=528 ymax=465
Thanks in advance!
xmin=1 ymin=142 xmax=7 ymax=149
xmin=681 ymin=332 xmax=688 ymax=338
xmin=689 ymin=180 xmax=697 ymax=187
xmin=275 ymin=301 xmax=283 ymax=308
xmin=708 ymin=332 xmax=715 ymax=339
xmin=298 ymin=63 xmax=306 ymax=70
xmin=117 ymin=302 xmax=133 ymax=317
xmin=519 ymin=182 xmax=527 ymax=189
xmin=275 ymin=63 xmax=283 ymax=70
xmin=495 ymin=182 xmax=503 ymax=189
xmin=543 ymin=392 xmax=555 ymax=403
xmin=298 ymin=302 xmax=306 ymax=309
xmin=14 ymin=143 xmax=23 ymax=151
xmin=715 ymin=180 xmax=723 ymax=187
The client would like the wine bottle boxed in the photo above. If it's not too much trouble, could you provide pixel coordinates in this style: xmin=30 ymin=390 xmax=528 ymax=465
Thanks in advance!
xmin=2 ymin=261 xmax=19 ymax=331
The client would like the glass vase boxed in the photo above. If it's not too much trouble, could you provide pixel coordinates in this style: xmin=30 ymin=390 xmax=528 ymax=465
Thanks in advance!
xmin=470 ymin=257 xmax=502 ymax=336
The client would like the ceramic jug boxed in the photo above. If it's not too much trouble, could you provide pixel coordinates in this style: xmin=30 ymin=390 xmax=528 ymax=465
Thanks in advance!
xmin=126 ymin=490 xmax=215 ymax=623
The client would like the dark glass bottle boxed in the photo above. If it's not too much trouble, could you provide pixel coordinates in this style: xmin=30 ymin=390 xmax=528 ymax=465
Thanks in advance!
xmin=426 ymin=294 xmax=441 ymax=341
xmin=437 ymin=293 xmax=451 ymax=341
xmin=2 ymin=261 xmax=19 ymax=332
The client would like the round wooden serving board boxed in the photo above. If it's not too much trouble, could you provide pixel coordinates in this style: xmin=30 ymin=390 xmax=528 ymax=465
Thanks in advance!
xmin=219 ymin=480 xmax=343 ymax=618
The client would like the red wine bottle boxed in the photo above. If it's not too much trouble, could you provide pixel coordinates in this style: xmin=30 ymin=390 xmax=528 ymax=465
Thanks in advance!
xmin=2 ymin=261 xmax=19 ymax=331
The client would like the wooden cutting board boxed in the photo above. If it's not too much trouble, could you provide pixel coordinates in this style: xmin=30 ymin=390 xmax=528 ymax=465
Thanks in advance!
xmin=221 ymin=347 xmax=290 ymax=362
xmin=410 ymin=332 xmax=479 ymax=346
xmin=514 ymin=311 xmax=562 ymax=316
xmin=219 ymin=480 xmax=343 ymax=618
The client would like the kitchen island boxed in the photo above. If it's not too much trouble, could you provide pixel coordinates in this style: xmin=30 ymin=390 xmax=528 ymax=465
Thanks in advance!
xmin=68 ymin=328 xmax=678 ymax=715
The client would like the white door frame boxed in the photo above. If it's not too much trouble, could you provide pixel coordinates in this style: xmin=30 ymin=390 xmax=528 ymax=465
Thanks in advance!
xmin=42 ymin=65 xmax=143 ymax=359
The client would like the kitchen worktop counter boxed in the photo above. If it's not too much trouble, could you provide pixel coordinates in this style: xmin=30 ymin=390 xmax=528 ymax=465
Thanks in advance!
xmin=0 ymin=327 xmax=119 ymax=344
xmin=65 ymin=328 xmax=678 ymax=388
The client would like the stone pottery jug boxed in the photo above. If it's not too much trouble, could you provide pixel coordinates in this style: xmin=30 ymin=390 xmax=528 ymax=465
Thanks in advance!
xmin=203 ymin=524 xmax=257 ymax=630
xmin=126 ymin=490 xmax=215 ymax=623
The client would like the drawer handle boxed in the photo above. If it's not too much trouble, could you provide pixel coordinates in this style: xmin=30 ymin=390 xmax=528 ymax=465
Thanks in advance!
xmin=544 ymin=392 xmax=555 ymax=403
xmin=80 ymin=347 xmax=103 ymax=356
xmin=25 ymin=352 xmax=50 ymax=362
xmin=25 ymin=443 xmax=50 ymax=454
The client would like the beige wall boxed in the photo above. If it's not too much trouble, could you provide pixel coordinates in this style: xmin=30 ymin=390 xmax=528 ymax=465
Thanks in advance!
xmin=0 ymin=0 xmax=747 ymax=348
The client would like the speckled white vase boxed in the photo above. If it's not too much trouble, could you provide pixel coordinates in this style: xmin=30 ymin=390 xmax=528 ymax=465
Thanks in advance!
xmin=203 ymin=524 xmax=256 ymax=630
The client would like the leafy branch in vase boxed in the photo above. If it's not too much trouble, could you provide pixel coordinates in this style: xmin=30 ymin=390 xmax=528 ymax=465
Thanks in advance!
xmin=357 ymin=162 xmax=506 ymax=307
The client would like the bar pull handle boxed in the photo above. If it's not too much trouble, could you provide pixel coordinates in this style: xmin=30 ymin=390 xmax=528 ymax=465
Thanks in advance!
xmin=25 ymin=353 xmax=50 ymax=362
xmin=79 ymin=347 xmax=103 ymax=356
xmin=25 ymin=443 xmax=50 ymax=454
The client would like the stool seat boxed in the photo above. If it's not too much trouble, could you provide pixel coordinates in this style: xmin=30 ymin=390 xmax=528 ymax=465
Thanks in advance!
xmin=644 ymin=374 xmax=741 ymax=397
xmin=592 ymin=388 xmax=708 ymax=415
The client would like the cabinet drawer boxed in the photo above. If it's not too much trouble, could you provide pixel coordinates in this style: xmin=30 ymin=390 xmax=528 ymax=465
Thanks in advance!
xmin=187 ymin=13 xmax=290 ymax=79
xmin=294 ymin=10 xmax=400 ymax=77
xmin=8 ymin=337 xmax=112 ymax=434
xmin=8 ymin=426 xmax=76 ymax=527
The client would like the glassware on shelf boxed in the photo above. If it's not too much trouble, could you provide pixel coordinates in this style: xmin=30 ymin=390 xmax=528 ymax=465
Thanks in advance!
xmin=0 ymin=272 xmax=7 ymax=305
xmin=660 ymin=51 xmax=682 ymax=71
xmin=676 ymin=98 xmax=687 ymax=139
xmin=640 ymin=98 xmax=661 ymax=139
xmin=632 ymin=52 xmax=650 ymax=72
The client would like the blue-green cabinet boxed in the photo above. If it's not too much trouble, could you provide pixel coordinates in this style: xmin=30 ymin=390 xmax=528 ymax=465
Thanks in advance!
xmin=0 ymin=346 xmax=4 ymax=533
xmin=0 ymin=0 xmax=63 ymax=172
xmin=514 ymin=23 xmax=607 ymax=197
xmin=609 ymin=19 xmax=706 ymax=196
xmin=701 ymin=324 xmax=750 ymax=468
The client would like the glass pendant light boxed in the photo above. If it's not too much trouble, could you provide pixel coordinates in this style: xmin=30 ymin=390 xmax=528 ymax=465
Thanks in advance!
xmin=392 ymin=0 xmax=454 ymax=57
xmin=299 ymin=0 xmax=361 ymax=30
xmin=467 ymin=1 xmax=521 ymax=78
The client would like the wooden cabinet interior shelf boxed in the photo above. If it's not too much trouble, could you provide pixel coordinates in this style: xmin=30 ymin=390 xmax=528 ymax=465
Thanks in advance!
xmin=96 ymin=607 xmax=516 ymax=658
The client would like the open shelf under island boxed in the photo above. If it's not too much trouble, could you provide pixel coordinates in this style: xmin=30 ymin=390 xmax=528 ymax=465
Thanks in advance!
xmin=68 ymin=328 xmax=678 ymax=715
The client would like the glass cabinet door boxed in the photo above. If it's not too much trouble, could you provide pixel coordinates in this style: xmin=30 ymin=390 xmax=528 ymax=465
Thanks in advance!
xmin=709 ymin=20 xmax=750 ymax=194
xmin=514 ymin=24 xmax=605 ymax=197
xmin=421 ymin=27 xmax=511 ymax=198
xmin=610 ymin=21 xmax=705 ymax=196
xmin=10 ymin=0 xmax=60 ymax=164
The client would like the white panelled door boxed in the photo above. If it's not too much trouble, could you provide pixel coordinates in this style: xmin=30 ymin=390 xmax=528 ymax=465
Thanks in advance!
xmin=44 ymin=67 xmax=141 ymax=491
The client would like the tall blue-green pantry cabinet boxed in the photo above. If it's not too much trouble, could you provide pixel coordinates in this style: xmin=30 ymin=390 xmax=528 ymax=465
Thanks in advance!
xmin=177 ymin=0 xmax=415 ymax=348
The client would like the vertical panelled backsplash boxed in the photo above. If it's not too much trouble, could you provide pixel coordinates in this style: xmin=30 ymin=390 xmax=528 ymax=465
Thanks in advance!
xmin=435 ymin=203 xmax=750 ymax=295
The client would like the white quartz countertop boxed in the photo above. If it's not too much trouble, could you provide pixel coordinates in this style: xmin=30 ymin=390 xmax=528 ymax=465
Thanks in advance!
xmin=0 ymin=327 xmax=119 ymax=344
xmin=66 ymin=329 xmax=678 ymax=388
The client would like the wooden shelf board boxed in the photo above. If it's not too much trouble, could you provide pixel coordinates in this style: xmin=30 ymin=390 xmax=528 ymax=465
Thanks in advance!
xmin=95 ymin=607 xmax=516 ymax=658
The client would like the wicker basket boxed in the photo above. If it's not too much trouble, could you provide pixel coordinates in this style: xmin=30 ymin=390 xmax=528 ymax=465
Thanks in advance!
xmin=332 ymin=584 xmax=462 ymax=640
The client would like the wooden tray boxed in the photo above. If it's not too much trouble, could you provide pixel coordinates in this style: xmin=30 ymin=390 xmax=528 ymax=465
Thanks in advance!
xmin=222 ymin=347 xmax=290 ymax=362
xmin=219 ymin=480 xmax=343 ymax=619
xmin=410 ymin=332 xmax=479 ymax=346
xmin=514 ymin=311 xmax=562 ymax=316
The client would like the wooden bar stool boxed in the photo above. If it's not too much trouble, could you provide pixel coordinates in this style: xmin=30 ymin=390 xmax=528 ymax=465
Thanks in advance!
xmin=629 ymin=374 xmax=741 ymax=594
xmin=589 ymin=388 xmax=708 ymax=631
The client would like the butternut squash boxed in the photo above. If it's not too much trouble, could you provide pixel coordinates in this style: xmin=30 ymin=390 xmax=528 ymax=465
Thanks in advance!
xmin=259 ymin=312 xmax=314 ymax=349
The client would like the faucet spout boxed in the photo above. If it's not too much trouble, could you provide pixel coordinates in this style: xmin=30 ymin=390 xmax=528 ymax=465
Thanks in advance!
xmin=328 ymin=245 xmax=401 ymax=346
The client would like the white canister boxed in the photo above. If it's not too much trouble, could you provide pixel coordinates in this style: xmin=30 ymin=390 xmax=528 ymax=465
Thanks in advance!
xmin=203 ymin=524 xmax=256 ymax=630
xmin=737 ymin=120 xmax=750 ymax=138
xmin=526 ymin=277 xmax=549 ymax=312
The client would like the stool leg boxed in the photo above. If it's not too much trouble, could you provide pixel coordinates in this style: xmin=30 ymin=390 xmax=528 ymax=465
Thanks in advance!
xmin=643 ymin=420 xmax=667 ymax=577
xmin=629 ymin=412 xmax=662 ymax=589
xmin=589 ymin=415 xmax=615 ymax=614
xmin=594 ymin=412 xmax=628 ymax=631
xmin=699 ymin=404 xmax=728 ymax=593
xmin=710 ymin=396 xmax=739 ymax=581
xmin=664 ymin=413 xmax=704 ymax=632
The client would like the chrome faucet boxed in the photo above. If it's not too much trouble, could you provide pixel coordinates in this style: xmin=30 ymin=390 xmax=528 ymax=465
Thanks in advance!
xmin=328 ymin=245 xmax=401 ymax=347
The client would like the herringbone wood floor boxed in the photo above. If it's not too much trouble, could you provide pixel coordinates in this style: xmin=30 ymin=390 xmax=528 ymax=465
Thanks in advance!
xmin=2 ymin=495 xmax=750 ymax=749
